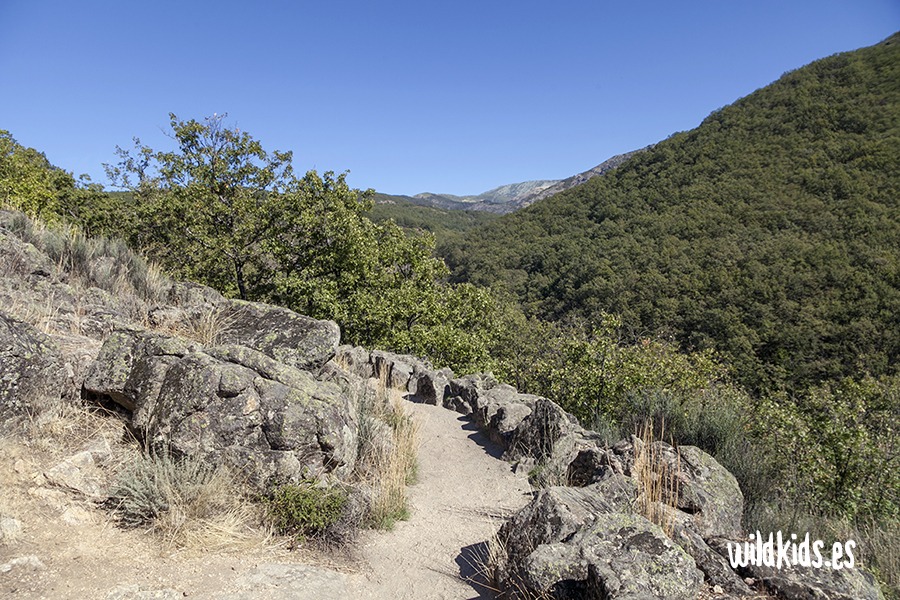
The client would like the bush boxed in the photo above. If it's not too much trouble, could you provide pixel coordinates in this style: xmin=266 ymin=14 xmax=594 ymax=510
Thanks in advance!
xmin=265 ymin=481 xmax=348 ymax=540
xmin=105 ymin=452 xmax=266 ymax=551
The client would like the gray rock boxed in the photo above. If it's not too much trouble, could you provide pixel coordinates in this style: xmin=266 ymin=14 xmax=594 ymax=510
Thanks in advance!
xmin=0 ymin=517 xmax=23 ymax=543
xmin=217 ymin=300 xmax=340 ymax=371
xmin=410 ymin=366 xmax=453 ymax=405
xmin=0 ymin=312 xmax=68 ymax=418
xmin=708 ymin=537 xmax=884 ymax=600
xmin=443 ymin=373 xmax=499 ymax=415
xmin=0 ymin=230 xmax=54 ymax=279
xmin=469 ymin=384 xmax=537 ymax=450
xmin=221 ymin=563 xmax=348 ymax=600
xmin=105 ymin=585 xmax=182 ymax=600
xmin=0 ymin=555 xmax=45 ymax=573
xmin=43 ymin=450 xmax=105 ymax=499
xmin=147 ymin=345 xmax=357 ymax=488
xmin=84 ymin=329 xmax=359 ymax=491
xmin=497 ymin=480 xmax=703 ymax=599
xmin=82 ymin=329 xmax=196 ymax=430
xmin=334 ymin=345 xmax=374 ymax=379
xmin=673 ymin=524 xmax=755 ymax=596
xmin=165 ymin=280 xmax=225 ymax=307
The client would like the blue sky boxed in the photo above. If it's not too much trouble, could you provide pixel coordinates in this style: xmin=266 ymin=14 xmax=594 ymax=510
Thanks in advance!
xmin=1 ymin=1 xmax=897 ymax=196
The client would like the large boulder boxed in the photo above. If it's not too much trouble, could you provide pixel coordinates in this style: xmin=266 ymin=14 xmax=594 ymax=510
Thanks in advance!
xmin=496 ymin=477 xmax=704 ymax=600
xmin=217 ymin=300 xmax=340 ymax=371
xmin=0 ymin=312 xmax=67 ymax=418
xmin=83 ymin=330 xmax=358 ymax=490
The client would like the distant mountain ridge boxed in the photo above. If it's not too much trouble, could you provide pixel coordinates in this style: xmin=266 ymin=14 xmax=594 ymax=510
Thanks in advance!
xmin=378 ymin=148 xmax=645 ymax=215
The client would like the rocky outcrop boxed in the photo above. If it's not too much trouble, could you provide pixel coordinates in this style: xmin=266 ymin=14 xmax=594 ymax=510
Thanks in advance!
xmin=495 ymin=476 xmax=704 ymax=599
xmin=0 ymin=312 xmax=67 ymax=418
xmin=83 ymin=327 xmax=357 ymax=490
xmin=217 ymin=300 xmax=340 ymax=371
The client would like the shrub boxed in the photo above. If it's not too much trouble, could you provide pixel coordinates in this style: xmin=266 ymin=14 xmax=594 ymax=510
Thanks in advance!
xmin=106 ymin=452 xmax=264 ymax=550
xmin=265 ymin=481 xmax=348 ymax=540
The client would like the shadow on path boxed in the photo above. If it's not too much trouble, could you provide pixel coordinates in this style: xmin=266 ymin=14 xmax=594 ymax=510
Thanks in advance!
xmin=456 ymin=541 xmax=497 ymax=600
xmin=460 ymin=417 xmax=505 ymax=460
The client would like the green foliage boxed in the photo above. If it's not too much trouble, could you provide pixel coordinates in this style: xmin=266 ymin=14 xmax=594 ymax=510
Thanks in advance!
xmin=265 ymin=481 xmax=348 ymax=539
xmin=104 ymin=113 xmax=295 ymax=300
xmin=0 ymin=130 xmax=111 ymax=229
xmin=99 ymin=113 xmax=507 ymax=376
xmin=369 ymin=193 xmax=499 ymax=241
xmin=753 ymin=375 xmax=899 ymax=523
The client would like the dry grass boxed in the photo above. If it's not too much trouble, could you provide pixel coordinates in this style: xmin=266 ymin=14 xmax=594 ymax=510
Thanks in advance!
xmin=460 ymin=524 xmax=554 ymax=600
xmin=633 ymin=420 xmax=681 ymax=538
xmin=354 ymin=366 xmax=421 ymax=529
xmin=108 ymin=452 xmax=272 ymax=553
xmin=2 ymin=211 xmax=170 ymax=303
xmin=160 ymin=304 xmax=239 ymax=346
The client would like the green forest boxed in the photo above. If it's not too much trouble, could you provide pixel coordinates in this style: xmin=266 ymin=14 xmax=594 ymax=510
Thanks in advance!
xmin=2 ymin=32 xmax=898 ymax=595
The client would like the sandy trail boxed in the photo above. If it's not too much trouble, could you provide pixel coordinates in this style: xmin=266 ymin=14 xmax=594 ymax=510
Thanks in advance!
xmin=347 ymin=401 xmax=533 ymax=599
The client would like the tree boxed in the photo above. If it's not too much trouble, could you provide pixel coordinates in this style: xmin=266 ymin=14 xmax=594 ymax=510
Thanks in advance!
xmin=104 ymin=113 xmax=499 ymax=373
xmin=105 ymin=113 xmax=295 ymax=299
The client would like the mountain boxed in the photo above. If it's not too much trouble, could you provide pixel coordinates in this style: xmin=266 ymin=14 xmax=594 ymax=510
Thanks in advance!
xmin=404 ymin=179 xmax=560 ymax=213
xmin=443 ymin=33 xmax=900 ymax=394
xmin=388 ymin=149 xmax=646 ymax=215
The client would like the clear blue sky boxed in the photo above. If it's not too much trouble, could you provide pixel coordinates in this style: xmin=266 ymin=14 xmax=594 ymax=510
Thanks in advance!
xmin=1 ymin=1 xmax=897 ymax=196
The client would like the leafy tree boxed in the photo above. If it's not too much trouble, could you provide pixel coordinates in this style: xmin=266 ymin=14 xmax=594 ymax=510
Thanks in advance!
xmin=105 ymin=113 xmax=295 ymax=299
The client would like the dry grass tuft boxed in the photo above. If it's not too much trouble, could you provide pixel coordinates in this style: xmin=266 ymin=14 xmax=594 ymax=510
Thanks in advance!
xmin=108 ymin=452 xmax=271 ymax=552
xmin=355 ymin=367 xmax=420 ymax=529
xmin=460 ymin=524 xmax=555 ymax=600
xmin=633 ymin=420 xmax=681 ymax=538
xmin=161 ymin=304 xmax=239 ymax=347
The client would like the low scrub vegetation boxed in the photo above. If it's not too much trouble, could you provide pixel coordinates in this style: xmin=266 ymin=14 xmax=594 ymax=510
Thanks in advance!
xmin=107 ymin=452 xmax=267 ymax=550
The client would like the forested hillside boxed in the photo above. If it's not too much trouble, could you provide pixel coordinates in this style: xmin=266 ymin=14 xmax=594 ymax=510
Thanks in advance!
xmin=445 ymin=32 xmax=900 ymax=396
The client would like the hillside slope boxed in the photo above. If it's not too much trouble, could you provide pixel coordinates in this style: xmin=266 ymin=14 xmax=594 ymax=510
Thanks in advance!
xmin=445 ymin=33 xmax=900 ymax=393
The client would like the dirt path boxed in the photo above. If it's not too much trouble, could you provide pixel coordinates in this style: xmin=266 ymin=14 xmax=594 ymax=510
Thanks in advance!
xmin=1 ymin=400 xmax=533 ymax=599
xmin=347 ymin=401 xmax=533 ymax=599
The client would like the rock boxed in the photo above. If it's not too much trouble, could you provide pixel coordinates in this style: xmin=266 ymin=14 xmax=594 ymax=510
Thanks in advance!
xmin=105 ymin=585 xmax=183 ymax=600
xmin=0 ymin=229 xmax=54 ymax=279
xmin=443 ymin=373 xmax=499 ymax=415
xmin=598 ymin=437 xmax=745 ymax=539
xmin=84 ymin=328 xmax=359 ymax=491
xmin=0 ymin=517 xmax=23 ymax=543
xmin=673 ymin=523 xmax=754 ymax=596
xmin=82 ymin=329 xmax=196 ymax=429
xmin=43 ymin=450 xmax=105 ymax=499
xmin=675 ymin=446 xmax=744 ymax=539
xmin=166 ymin=280 xmax=225 ymax=307
xmin=0 ymin=312 xmax=68 ymax=418
xmin=61 ymin=505 xmax=96 ymax=525
xmin=220 ymin=563 xmax=348 ymax=600
xmin=153 ymin=345 xmax=357 ymax=489
xmin=217 ymin=300 xmax=340 ymax=371
xmin=333 ymin=345 xmax=374 ymax=379
xmin=409 ymin=366 xmax=452 ymax=405
xmin=469 ymin=384 xmax=535 ymax=449
xmin=497 ymin=481 xmax=703 ymax=599
xmin=0 ymin=555 xmax=45 ymax=573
